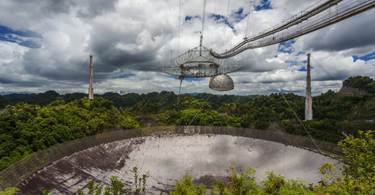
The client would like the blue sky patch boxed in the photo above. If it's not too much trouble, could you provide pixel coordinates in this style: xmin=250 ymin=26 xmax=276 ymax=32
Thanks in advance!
xmin=184 ymin=77 xmax=204 ymax=82
xmin=353 ymin=50 xmax=375 ymax=62
xmin=232 ymin=7 xmax=248 ymax=23
xmin=234 ymin=7 xmax=244 ymax=15
xmin=0 ymin=25 xmax=42 ymax=38
xmin=277 ymin=39 xmax=296 ymax=54
xmin=298 ymin=65 xmax=314 ymax=72
xmin=185 ymin=15 xmax=200 ymax=21
xmin=255 ymin=0 xmax=272 ymax=11
xmin=111 ymin=73 xmax=136 ymax=79
xmin=168 ymin=75 xmax=204 ymax=82
xmin=0 ymin=24 xmax=42 ymax=48
xmin=209 ymin=14 xmax=235 ymax=32
xmin=210 ymin=14 xmax=225 ymax=21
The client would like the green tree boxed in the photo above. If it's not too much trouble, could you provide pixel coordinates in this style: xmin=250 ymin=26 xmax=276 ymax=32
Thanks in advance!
xmin=0 ymin=188 xmax=19 ymax=195
xmin=169 ymin=173 xmax=206 ymax=195
xmin=76 ymin=167 xmax=149 ymax=195
xmin=310 ymin=130 xmax=375 ymax=194
xmin=212 ymin=166 xmax=261 ymax=195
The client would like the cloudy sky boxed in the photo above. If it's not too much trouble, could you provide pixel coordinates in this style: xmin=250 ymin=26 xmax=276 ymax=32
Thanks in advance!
xmin=0 ymin=0 xmax=374 ymax=96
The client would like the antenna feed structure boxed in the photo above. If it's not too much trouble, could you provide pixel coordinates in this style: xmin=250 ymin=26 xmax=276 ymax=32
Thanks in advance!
xmin=209 ymin=74 xmax=234 ymax=91
xmin=161 ymin=46 xmax=243 ymax=91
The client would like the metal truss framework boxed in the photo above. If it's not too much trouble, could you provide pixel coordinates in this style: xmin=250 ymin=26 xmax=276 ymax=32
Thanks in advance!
xmin=211 ymin=0 xmax=375 ymax=59
xmin=161 ymin=45 xmax=243 ymax=78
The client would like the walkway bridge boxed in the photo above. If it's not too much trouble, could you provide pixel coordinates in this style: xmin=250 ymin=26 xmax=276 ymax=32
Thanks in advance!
xmin=211 ymin=0 xmax=375 ymax=58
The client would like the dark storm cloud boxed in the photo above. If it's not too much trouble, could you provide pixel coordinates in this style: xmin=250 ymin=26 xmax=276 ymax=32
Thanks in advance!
xmin=43 ymin=0 xmax=76 ymax=15
xmin=1 ymin=0 xmax=375 ymax=95
xmin=9 ymin=0 xmax=75 ymax=17
xmin=0 ymin=73 xmax=47 ymax=87
xmin=89 ymin=45 xmax=160 ymax=75
xmin=19 ymin=50 xmax=90 ymax=83
xmin=2 ymin=0 xmax=177 ymax=89
xmin=301 ymin=11 xmax=375 ymax=52
xmin=11 ymin=81 xmax=46 ymax=88
xmin=87 ymin=17 xmax=173 ymax=74
xmin=93 ymin=55 xmax=160 ymax=72
xmin=76 ymin=0 xmax=118 ymax=19
xmin=15 ymin=0 xmax=116 ymax=18
xmin=0 ymin=77 xmax=15 ymax=84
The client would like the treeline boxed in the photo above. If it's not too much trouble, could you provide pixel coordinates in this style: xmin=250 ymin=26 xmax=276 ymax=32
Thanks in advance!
xmin=343 ymin=75 xmax=375 ymax=93
xmin=0 ymin=97 xmax=138 ymax=171
xmin=0 ymin=90 xmax=259 ymax=109
xmin=1 ymin=76 xmax=375 ymax=172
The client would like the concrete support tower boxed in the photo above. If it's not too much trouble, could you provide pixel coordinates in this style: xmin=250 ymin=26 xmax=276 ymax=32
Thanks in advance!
xmin=88 ymin=54 xmax=94 ymax=100
xmin=305 ymin=53 xmax=313 ymax=120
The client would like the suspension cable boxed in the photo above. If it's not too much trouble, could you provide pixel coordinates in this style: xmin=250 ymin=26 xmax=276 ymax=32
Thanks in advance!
xmin=311 ymin=54 xmax=334 ymax=80
xmin=211 ymin=0 xmax=217 ymax=49
xmin=245 ymin=0 xmax=252 ymax=38
xmin=71 ymin=56 xmax=89 ymax=87
xmin=178 ymin=0 xmax=182 ymax=56
xmin=202 ymin=0 xmax=207 ymax=35
xmin=188 ymin=93 xmax=212 ymax=126
xmin=251 ymin=49 xmax=323 ymax=154
xmin=304 ymin=0 xmax=325 ymax=12
xmin=222 ymin=0 xmax=231 ymax=52
xmin=177 ymin=77 xmax=183 ymax=107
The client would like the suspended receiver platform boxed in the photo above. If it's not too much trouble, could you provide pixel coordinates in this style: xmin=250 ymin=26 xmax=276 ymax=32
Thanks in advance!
xmin=161 ymin=45 xmax=243 ymax=78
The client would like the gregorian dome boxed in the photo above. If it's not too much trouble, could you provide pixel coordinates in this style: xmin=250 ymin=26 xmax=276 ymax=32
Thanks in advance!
xmin=209 ymin=74 xmax=234 ymax=91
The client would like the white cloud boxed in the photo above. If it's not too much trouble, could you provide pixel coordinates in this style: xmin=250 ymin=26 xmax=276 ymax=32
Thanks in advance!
xmin=0 ymin=0 xmax=375 ymax=96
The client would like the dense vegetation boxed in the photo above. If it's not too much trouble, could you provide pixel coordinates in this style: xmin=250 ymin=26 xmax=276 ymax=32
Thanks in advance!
xmin=343 ymin=75 xmax=375 ymax=93
xmin=0 ymin=90 xmax=260 ymax=110
xmin=0 ymin=97 xmax=138 ymax=171
xmin=0 ymin=76 xmax=374 ymax=176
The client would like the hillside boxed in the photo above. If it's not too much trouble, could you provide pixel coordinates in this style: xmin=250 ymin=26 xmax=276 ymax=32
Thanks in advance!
xmin=1 ymin=76 xmax=375 ymax=172
xmin=0 ymin=91 xmax=258 ymax=110
xmin=339 ymin=76 xmax=375 ymax=94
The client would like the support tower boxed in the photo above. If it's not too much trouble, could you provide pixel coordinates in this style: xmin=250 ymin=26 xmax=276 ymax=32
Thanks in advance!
xmin=305 ymin=53 xmax=313 ymax=120
xmin=88 ymin=54 xmax=94 ymax=100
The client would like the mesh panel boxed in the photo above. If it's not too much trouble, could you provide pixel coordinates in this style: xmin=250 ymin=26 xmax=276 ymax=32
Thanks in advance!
xmin=0 ymin=126 xmax=343 ymax=191
xmin=209 ymin=74 xmax=234 ymax=91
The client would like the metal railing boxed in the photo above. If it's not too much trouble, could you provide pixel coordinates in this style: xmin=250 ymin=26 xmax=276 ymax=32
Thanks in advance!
xmin=0 ymin=126 xmax=343 ymax=191
xmin=211 ymin=0 xmax=375 ymax=58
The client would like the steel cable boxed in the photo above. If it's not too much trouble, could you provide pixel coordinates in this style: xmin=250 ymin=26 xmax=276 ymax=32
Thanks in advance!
xmin=251 ymin=49 xmax=323 ymax=154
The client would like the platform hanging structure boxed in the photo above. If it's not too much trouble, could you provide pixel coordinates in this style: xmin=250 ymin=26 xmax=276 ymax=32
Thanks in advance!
xmin=305 ymin=54 xmax=313 ymax=120
xmin=88 ymin=54 xmax=94 ymax=100
xmin=161 ymin=44 xmax=243 ymax=78
xmin=161 ymin=0 xmax=243 ymax=91
xmin=160 ymin=38 xmax=243 ymax=91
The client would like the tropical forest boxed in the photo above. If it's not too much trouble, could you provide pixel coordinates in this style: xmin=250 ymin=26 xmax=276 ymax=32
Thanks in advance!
xmin=0 ymin=76 xmax=375 ymax=194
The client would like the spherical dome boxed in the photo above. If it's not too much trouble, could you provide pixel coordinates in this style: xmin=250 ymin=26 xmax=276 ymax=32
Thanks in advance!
xmin=209 ymin=74 xmax=234 ymax=91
